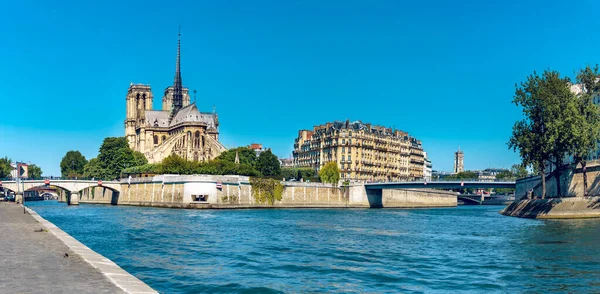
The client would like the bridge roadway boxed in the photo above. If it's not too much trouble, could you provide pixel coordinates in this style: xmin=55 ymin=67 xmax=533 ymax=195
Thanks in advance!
xmin=0 ymin=180 xmax=121 ymax=205
xmin=365 ymin=180 xmax=515 ymax=190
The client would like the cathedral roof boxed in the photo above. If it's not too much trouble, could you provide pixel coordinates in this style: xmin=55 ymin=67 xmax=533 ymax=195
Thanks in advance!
xmin=145 ymin=110 xmax=170 ymax=128
xmin=169 ymin=103 xmax=218 ymax=129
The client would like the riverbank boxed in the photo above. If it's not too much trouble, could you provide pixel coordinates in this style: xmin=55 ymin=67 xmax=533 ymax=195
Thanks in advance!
xmin=67 ymin=175 xmax=457 ymax=209
xmin=0 ymin=202 xmax=156 ymax=293
xmin=500 ymin=197 xmax=600 ymax=219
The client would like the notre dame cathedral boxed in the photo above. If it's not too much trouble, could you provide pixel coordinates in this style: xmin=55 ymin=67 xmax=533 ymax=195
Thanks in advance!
xmin=124 ymin=32 xmax=226 ymax=163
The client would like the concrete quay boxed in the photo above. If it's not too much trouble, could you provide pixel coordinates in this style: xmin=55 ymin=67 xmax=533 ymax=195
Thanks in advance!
xmin=0 ymin=202 xmax=156 ymax=293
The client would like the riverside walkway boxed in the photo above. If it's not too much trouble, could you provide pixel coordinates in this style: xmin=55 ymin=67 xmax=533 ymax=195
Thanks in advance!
xmin=0 ymin=202 xmax=155 ymax=293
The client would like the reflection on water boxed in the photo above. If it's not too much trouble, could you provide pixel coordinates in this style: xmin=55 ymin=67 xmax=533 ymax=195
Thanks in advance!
xmin=28 ymin=201 xmax=600 ymax=293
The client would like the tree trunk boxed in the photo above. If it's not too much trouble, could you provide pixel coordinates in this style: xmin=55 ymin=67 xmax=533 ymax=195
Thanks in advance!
xmin=540 ymin=161 xmax=546 ymax=199
xmin=555 ymin=160 xmax=562 ymax=197
xmin=582 ymin=160 xmax=588 ymax=197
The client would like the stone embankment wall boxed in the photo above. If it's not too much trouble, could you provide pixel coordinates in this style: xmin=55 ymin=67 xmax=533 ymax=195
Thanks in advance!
xmin=69 ymin=175 xmax=457 ymax=209
xmin=506 ymin=161 xmax=600 ymax=218
xmin=501 ymin=197 xmax=600 ymax=218
xmin=515 ymin=161 xmax=600 ymax=199
xmin=381 ymin=189 xmax=457 ymax=208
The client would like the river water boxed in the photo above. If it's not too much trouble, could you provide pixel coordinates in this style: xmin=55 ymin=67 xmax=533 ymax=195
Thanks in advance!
xmin=27 ymin=201 xmax=600 ymax=293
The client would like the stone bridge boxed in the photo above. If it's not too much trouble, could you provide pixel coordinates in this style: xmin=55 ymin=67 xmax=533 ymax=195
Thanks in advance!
xmin=0 ymin=180 xmax=121 ymax=205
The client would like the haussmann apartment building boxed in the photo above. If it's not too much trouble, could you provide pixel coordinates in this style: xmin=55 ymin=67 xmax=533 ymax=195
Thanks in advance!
xmin=293 ymin=120 xmax=426 ymax=182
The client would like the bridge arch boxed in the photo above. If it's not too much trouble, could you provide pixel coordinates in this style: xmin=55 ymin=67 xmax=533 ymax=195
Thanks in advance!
xmin=457 ymin=195 xmax=482 ymax=205
xmin=24 ymin=184 xmax=75 ymax=204
xmin=77 ymin=185 xmax=121 ymax=205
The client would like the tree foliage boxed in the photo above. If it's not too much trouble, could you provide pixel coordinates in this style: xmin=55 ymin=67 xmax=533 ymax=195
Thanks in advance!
xmin=60 ymin=151 xmax=87 ymax=178
xmin=123 ymin=154 xmax=261 ymax=177
xmin=573 ymin=65 xmax=600 ymax=195
xmin=250 ymin=177 xmax=284 ymax=205
xmin=319 ymin=161 xmax=340 ymax=186
xmin=28 ymin=164 xmax=43 ymax=179
xmin=508 ymin=70 xmax=576 ymax=198
xmin=257 ymin=150 xmax=281 ymax=177
xmin=445 ymin=171 xmax=478 ymax=180
xmin=510 ymin=164 xmax=529 ymax=179
xmin=0 ymin=157 xmax=12 ymax=179
xmin=216 ymin=147 xmax=258 ymax=166
xmin=82 ymin=137 xmax=148 ymax=180
xmin=83 ymin=158 xmax=108 ymax=179
xmin=281 ymin=167 xmax=316 ymax=181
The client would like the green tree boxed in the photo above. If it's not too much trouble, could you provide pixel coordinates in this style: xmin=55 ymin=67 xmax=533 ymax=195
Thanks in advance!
xmin=216 ymin=147 xmax=258 ymax=166
xmin=446 ymin=171 xmax=479 ymax=180
xmin=60 ymin=151 xmax=87 ymax=178
xmin=495 ymin=170 xmax=513 ymax=181
xmin=510 ymin=164 xmax=529 ymax=179
xmin=0 ymin=157 xmax=12 ymax=178
xmin=572 ymin=65 xmax=600 ymax=196
xmin=96 ymin=137 xmax=147 ymax=180
xmin=161 ymin=154 xmax=190 ymax=174
xmin=545 ymin=72 xmax=578 ymax=197
xmin=257 ymin=150 xmax=281 ymax=177
xmin=28 ymin=164 xmax=43 ymax=179
xmin=319 ymin=161 xmax=340 ymax=186
xmin=132 ymin=151 xmax=149 ymax=167
xmin=508 ymin=70 xmax=575 ymax=198
xmin=83 ymin=158 xmax=108 ymax=179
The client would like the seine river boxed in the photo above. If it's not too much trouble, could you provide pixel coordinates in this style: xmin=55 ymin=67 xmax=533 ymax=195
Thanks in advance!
xmin=28 ymin=201 xmax=600 ymax=293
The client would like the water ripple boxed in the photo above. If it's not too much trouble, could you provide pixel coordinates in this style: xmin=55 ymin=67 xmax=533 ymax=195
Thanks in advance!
xmin=28 ymin=202 xmax=600 ymax=293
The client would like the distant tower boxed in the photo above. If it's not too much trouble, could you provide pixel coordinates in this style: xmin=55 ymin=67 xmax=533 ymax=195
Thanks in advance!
xmin=169 ymin=27 xmax=184 ymax=121
xmin=454 ymin=147 xmax=464 ymax=173
xmin=234 ymin=150 xmax=240 ymax=165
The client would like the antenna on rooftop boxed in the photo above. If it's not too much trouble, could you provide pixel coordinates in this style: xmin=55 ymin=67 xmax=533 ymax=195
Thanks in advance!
xmin=193 ymin=89 xmax=197 ymax=104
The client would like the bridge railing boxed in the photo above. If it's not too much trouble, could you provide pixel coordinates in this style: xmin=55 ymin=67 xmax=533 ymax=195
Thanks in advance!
xmin=363 ymin=178 xmax=515 ymax=184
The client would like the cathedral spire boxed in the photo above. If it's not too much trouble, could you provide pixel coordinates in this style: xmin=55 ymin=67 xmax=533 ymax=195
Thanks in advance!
xmin=170 ymin=26 xmax=184 ymax=121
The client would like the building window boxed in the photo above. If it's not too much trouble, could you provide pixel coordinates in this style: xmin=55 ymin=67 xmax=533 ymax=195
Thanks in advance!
xmin=342 ymin=147 xmax=345 ymax=153
xmin=348 ymin=147 xmax=351 ymax=153
xmin=161 ymin=135 xmax=166 ymax=142
xmin=342 ymin=155 xmax=345 ymax=162
xmin=153 ymin=135 xmax=158 ymax=145
xmin=348 ymin=155 xmax=352 ymax=161
xmin=342 ymin=139 xmax=345 ymax=144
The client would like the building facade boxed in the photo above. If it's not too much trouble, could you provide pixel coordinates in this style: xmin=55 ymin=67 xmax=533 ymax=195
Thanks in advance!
xmin=477 ymin=168 xmax=507 ymax=182
xmin=423 ymin=152 xmax=432 ymax=181
xmin=293 ymin=120 xmax=426 ymax=182
xmin=453 ymin=147 xmax=464 ymax=173
xmin=124 ymin=33 xmax=226 ymax=163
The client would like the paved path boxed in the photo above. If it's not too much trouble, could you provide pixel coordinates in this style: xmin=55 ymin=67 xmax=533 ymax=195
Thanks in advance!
xmin=0 ymin=202 xmax=153 ymax=293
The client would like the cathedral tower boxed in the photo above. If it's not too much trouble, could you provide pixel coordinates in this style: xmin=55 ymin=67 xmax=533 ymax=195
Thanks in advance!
xmin=125 ymin=84 xmax=153 ymax=149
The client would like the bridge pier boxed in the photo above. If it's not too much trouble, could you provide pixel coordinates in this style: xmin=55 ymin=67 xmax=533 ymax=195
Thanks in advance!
xmin=69 ymin=192 xmax=79 ymax=205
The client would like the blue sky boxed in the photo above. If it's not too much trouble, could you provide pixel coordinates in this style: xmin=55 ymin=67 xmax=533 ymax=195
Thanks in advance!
xmin=1 ymin=0 xmax=599 ymax=176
